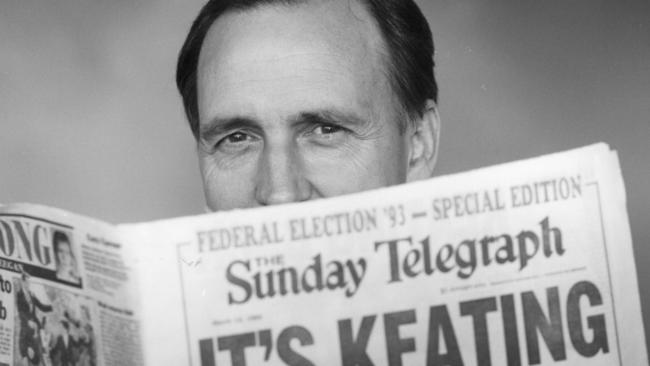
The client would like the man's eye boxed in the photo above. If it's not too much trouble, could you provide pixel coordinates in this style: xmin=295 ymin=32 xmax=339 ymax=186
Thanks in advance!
xmin=313 ymin=124 xmax=343 ymax=135
xmin=223 ymin=132 xmax=250 ymax=143
xmin=302 ymin=123 xmax=350 ymax=146
xmin=215 ymin=131 xmax=258 ymax=151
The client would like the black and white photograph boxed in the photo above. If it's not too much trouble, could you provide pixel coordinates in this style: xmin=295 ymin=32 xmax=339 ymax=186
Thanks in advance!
xmin=1 ymin=0 xmax=648 ymax=364
xmin=14 ymin=274 xmax=96 ymax=366
xmin=52 ymin=231 xmax=81 ymax=286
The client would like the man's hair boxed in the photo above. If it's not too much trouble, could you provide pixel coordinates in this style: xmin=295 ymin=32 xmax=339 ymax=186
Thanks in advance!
xmin=176 ymin=0 xmax=437 ymax=139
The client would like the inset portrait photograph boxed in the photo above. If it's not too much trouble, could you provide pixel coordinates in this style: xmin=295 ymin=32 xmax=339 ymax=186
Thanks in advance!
xmin=52 ymin=230 xmax=81 ymax=285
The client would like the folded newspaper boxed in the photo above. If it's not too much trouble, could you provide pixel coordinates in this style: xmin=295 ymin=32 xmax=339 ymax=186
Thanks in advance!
xmin=0 ymin=143 xmax=646 ymax=366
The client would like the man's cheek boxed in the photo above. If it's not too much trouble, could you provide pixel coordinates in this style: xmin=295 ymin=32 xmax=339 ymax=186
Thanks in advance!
xmin=203 ymin=165 xmax=258 ymax=211
xmin=303 ymin=139 xmax=370 ymax=167
xmin=205 ymin=180 xmax=255 ymax=210
xmin=200 ymin=148 xmax=256 ymax=171
xmin=302 ymin=155 xmax=373 ymax=196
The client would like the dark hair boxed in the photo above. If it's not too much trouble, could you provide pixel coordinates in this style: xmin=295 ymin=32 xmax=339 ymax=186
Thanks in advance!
xmin=176 ymin=0 xmax=437 ymax=138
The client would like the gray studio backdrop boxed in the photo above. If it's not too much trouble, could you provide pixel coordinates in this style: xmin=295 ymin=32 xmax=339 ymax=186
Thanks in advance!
xmin=1 ymin=0 xmax=649 ymax=353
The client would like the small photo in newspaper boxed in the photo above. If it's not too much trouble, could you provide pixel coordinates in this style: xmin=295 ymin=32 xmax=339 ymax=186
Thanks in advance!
xmin=51 ymin=230 xmax=82 ymax=287
xmin=13 ymin=273 xmax=96 ymax=366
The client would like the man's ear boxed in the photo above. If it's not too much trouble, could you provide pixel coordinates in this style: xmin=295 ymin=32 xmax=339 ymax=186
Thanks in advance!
xmin=406 ymin=100 xmax=440 ymax=182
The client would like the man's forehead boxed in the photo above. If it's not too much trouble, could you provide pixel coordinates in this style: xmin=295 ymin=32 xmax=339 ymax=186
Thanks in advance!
xmin=197 ymin=0 xmax=386 ymax=83
xmin=196 ymin=0 xmax=393 ymax=121
xmin=205 ymin=1 xmax=380 ymax=48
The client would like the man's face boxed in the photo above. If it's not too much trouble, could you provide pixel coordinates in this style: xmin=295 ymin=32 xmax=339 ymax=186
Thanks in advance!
xmin=196 ymin=1 xmax=412 ymax=211
xmin=56 ymin=239 xmax=73 ymax=267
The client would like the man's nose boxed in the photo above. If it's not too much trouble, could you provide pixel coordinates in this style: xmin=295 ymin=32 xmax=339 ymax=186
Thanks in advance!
xmin=254 ymin=144 xmax=311 ymax=206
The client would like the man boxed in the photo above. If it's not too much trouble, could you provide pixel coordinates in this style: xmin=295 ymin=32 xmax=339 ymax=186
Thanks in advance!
xmin=49 ymin=310 xmax=93 ymax=366
xmin=16 ymin=273 xmax=53 ymax=366
xmin=177 ymin=0 xmax=440 ymax=211
xmin=49 ymin=317 xmax=84 ymax=366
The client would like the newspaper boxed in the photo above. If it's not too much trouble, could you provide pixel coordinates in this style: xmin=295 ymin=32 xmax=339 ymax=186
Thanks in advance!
xmin=0 ymin=143 xmax=646 ymax=366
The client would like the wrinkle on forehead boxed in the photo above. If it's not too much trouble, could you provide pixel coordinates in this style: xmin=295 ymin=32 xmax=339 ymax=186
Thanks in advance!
xmin=197 ymin=2 xmax=389 ymax=93
xmin=195 ymin=0 xmax=404 ymax=136
xmin=207 ymin=0 xmax=383 ymax=57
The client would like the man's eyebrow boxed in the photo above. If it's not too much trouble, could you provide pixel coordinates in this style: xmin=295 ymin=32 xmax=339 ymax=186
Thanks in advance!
xmin=199 ymin=116 xmax=259 ymax=141
xmin=292 ymin=109 xmax=369 ymax=128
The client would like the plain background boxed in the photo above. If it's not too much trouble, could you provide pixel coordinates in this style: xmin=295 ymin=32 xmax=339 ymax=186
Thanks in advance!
xmin=1 ymin=0 xmax=649 ymax=354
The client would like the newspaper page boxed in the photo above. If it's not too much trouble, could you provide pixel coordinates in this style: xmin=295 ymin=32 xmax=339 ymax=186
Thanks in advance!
xmin=126 ymin=143 xmax=647 ymax=366
xmin=0 ymin=204 xmax=145 ymax=366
